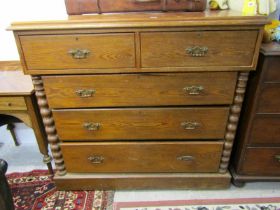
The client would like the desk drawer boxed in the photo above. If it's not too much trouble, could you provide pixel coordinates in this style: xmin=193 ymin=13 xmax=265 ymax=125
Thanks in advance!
xmin=53 ymin=107 xmax=229 ymax=141
xmin=141 ymin=30 xmax=258 ymax=68
xmin=241 ymin=148 xmax=280 ymax=175
xmin=0 ymin=97 xmax=27 ymax=111
xmin=43 ymin=72 xmax=237 ymax=108
xmin=20 ymin=33 xmax=135 ymax=70
xmin=61 ymin=141 xmax=223 ymax=173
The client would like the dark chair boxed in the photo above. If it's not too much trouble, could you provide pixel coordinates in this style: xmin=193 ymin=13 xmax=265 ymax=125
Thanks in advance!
xmin=0 ymin=159 xmax=14 ymax=210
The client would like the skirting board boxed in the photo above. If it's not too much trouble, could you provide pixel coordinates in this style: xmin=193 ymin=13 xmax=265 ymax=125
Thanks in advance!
xmin=54 ymin=172 xmax=231 ymax=190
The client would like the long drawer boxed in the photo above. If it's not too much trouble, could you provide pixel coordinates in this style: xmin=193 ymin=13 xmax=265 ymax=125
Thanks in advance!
xmin=241 ymin=148 xmax=280 ymax=175
xmin=19 ymin=33 xmax=136 ymax=70
xmin=249 ymin=115 xmax=280 ymax=145
xmin=61 ymin=141 xmax=223 ymax=173
xmin=141 ymin=30 xmax=258 ymax=68
xmin=52 ymin=107 xmax=229 ymax=141
xmin=43 ymin=72 xmax=237 ymax=108
xmin=256 ymin=84 xmax=280 ymax=113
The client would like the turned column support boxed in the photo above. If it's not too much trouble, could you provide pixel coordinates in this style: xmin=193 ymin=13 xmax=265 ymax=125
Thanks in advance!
xmin=32 ymin=76 xmax=66 ymax=176
xmin=219 ymin=72 xmax=249 ymax=173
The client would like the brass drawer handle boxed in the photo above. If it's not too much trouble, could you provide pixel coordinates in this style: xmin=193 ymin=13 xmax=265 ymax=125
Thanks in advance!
xmin=275 ymin=155 xmax=280 ymax=162
xmin=181 ymin=121 xmax=201 ymax=130
xmin=186 ymin=46 xmax=208 ymax=57
xmin=177 ymin=155 xmax=195 ymax=161
xmin=88 ymin=156 xmax=104 ymax=164
xmin=76 ymin=89 xmax=95 ymax=98
xmin=183 ymin=86 xmax=204 ymax=95
xmin=84 ymin=122 xmax=101 ymax=131
xmin=134 ymin=0 xmax=160 ymax=2
xmin=68 ymin=49 xmax=90 ymax=59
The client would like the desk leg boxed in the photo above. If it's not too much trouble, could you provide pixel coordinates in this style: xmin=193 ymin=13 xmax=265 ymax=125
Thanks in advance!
xmin=24 ymin=95 xmax=53 ymax=175
xmin=6 ymin=123 xmax=19 ymax=146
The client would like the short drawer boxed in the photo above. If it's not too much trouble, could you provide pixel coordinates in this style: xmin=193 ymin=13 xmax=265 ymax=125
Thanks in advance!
xmin=19 ymin=33 xmax=135 ymax=70
xmin=43 ymin=72 xmax=237 ymax=108
xmin=250 ymin=115 xmax=280 ymax=145
xmin=0 ymin=97 xmax=27 ymax=111
xmin=141 ymin=30 xmax=258 ymax=68
xmin=53 ymin=107 xmax=229 ymax=141
xmin=241 ymin=148 xmax=280 ymax=176
xmin=256 ymin=84 xmax=280 ymax=113
xmin=61 ymin=141 xmax=223 ymax=173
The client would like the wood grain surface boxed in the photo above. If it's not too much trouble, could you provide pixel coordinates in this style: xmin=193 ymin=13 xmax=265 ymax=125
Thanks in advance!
xmin=53 ymin=107 xmax=229 ymax=141
xmin=20 ymin=33 xmax=135 ymax=70
xmin=0 ymin=71 xmax=33 ymax=95
xmin=141 ymin=30 xmax=258 ymax=68
xmin=43 ymin=72 xmax=237 ymax=108
xmin=0 ymin=97 xmax=27 ymax=111
xmin=241 ymin=147 xmax=280 ymax=175
xmin=249 ymin=115 xmax=280 ymax=145
xmin=256 ymin=84 xmax=280 ymax=113
xmin=61 ymin=141 xmax=223 ymax=173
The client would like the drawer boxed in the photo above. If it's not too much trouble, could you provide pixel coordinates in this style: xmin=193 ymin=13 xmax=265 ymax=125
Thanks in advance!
xmin=19 ymin=33 xmax=135 ymax=70
xmin=61 ymin=141 xmax=223 ymax=173
xmin=53 ymin=107 xmax=229 ymax=141
xmin=250 ymin=115 xmax=280 ymax=145
xmin=141 ymin=30 xmax=258 ymax=68
xmin=43 ymin=72 xmax=237 ymax=108
xmin=0 ymin=97 xmax=27 ymax=111
xmin=241 ymin=148 xmax=280 ymax=175
xmin=256 ymin=84 xmax=280 ymax=113
xmin=263 ymin=57 xmax=280 ymax=82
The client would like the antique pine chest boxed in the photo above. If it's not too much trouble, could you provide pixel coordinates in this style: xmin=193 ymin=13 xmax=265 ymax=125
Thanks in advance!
xmin=9 ymin=11 xmax=267 ymax=189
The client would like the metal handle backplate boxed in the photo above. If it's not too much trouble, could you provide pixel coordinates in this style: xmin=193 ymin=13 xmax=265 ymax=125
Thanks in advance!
xmin=76 ymin=89 xmax=95 ymax=98
xmin=186 ymin=46 xmax=208 ymax=57
xmin=183 ymin=86 xmax=204 ymax=95
xmin=177 ymin=155 xmax=195 ymax=161
xmin=68 ymin=49 xmax=90 ymax=59
xmin=275 ymin=155 xmax=280 ymax=162
xmin=88 ymin=156 xmax=104 ymax=164
xmin=181 ymin=122 xmax=201 ymax=130
xmin=134 ymin=0 xmax=160 ymax=2
xmin=84 ymin=122 xmax=101 ymax=131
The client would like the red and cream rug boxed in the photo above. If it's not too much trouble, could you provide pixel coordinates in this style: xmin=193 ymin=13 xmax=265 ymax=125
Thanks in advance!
xmin=7 ymin=170 xmax=114 ymax=210
xmin=114 ymin=197 xmax=280 ymax=210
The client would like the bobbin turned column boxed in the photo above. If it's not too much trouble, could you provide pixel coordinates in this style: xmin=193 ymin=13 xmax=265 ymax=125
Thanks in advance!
xmin=219 ymin=72 xmax=249 ymax=173
xmin=32 ymin=76 xmax=66 ymax=176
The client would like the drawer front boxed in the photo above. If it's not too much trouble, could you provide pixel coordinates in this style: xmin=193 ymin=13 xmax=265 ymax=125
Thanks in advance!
xmin=241 ymin=148 xmax=280 ymax=175
xmin=250 ymin=115 xmax=280 ymax=145
xmin=53 ymin=107 xmax=229 ymax=141
xmin=141 ymin=30 xmax=258 ymax=68
xmin=43 ymin=72 xmax=237 ymax=108
xmin=257 ymin=84 xmax=280 ymax=113
xmin=263 ymin=57 xmax=280 ymax=82
xmin=61 ymin=141 xmax=223 ymax=173
xmin=20 ymin=33 xmax=135 ymax=70
xmin=0 ymin=97 xmax=27 ymax=111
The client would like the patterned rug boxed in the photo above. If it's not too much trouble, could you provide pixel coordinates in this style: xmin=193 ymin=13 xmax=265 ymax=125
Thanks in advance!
xmin=7 ymin=170 xmax=114 ymax=210
xmin=114 ymin=197 xmax=280 ymax=210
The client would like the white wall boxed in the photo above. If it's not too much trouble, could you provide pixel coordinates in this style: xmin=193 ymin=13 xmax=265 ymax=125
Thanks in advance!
xmin=0 ymin=0 xmax=66 ymax=61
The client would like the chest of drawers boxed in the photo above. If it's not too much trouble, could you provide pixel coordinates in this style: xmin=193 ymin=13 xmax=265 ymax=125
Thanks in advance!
xmin=231 ymin=42 xmax=280 ymax=186
xmin=10 ymin=11 xmax=267 ymax=190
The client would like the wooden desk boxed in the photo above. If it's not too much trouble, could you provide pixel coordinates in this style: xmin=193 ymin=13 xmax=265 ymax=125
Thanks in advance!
xmin=0 ymin=61 xmax=53 ymax=174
